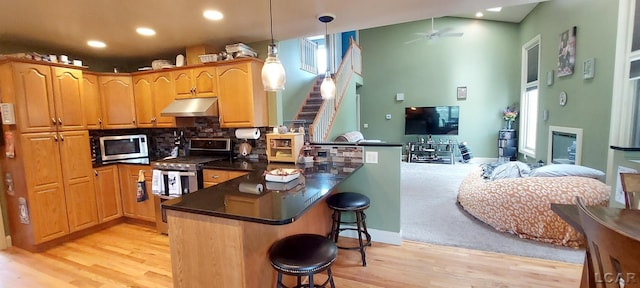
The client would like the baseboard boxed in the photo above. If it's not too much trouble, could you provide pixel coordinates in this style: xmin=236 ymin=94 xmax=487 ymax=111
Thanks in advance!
xmin=336 ymin=225 xmax=402 ymax=246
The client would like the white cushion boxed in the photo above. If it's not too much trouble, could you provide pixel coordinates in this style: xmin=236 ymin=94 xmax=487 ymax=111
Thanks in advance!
xmin=529 ymin=164 xmax=604 ymax=179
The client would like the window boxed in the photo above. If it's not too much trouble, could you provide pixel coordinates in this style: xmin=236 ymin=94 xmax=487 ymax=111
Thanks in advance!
xmin=520 ymin=36 xmax=540 ymax=158
xmin=630 ymin=0 xmax=640 ymax=146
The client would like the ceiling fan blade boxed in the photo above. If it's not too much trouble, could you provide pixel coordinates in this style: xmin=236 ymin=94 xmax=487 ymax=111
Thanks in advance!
xmin=437 ymin=27 xmax=453 ymax=34
xmin=440 ymin=32 xmax=464 ymax=38
xmin=404 ymin=38 xmax=423 ymax=44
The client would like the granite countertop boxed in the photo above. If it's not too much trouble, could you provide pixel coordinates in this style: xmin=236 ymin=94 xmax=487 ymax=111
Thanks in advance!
xmin=162 ymin=160 xmax=363 ymax=225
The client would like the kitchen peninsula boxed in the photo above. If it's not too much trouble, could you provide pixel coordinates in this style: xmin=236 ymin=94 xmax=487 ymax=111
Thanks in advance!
xmin=162 ymin=160 xmax=363 ymax=288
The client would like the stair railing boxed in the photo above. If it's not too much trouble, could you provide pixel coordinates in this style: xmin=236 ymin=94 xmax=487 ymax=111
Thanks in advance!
xmin=310 ymin=39 xmax=362 ymax=142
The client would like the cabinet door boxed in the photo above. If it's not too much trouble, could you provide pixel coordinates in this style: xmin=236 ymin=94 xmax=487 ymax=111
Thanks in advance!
xmin=172 ymin=69 xmax=194 ymax=99
xmin=94 ymin=165 xmax=123 ymax=223
xmin=59 ymin=130 xmax=99 ymax=232
xmin=119 ymin=165 xmax=155 ymax=222
xmin=193 ymin=67 xmax=217 ymax=97
xmin=217 ymin=61 xmax=267 ymax=128
xmin=151 ymin=72 xmax=176 ymax=127
xmin=266 ymin=133 xmax=303 ymax=163
xmin=133 ymin=75 xmax=154 ymax=127
xmin=52 ymin=67 xmax=86 ymax=131
xmin=82 ymin=73 xmax=102 ymax=129
xmin=99 ymin=75 xmax=136 ymax=129
xmin=21 ymin=132 xmax=69 ymax=243
xmin=12 ymin=63 xmax=56 ymax=133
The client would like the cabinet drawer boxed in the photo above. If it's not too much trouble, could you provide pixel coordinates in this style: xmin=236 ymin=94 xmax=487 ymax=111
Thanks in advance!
xmin=499 ymin=130 xmax=517 ymax=139
xmin=203 ymin=169 xmax=231 ymax=183
xmin=497 ymin=139 xmax=517 ymax=148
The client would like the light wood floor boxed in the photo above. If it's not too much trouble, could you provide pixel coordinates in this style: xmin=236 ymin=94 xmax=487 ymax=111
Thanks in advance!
xmin=0 ymin=223 xmax=582 ymax=287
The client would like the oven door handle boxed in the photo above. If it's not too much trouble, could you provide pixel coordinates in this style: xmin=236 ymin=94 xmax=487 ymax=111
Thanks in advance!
xmin=161 ymin=171 xmax=197 ymax=177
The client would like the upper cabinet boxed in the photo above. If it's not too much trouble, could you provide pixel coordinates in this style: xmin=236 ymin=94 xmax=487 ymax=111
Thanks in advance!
xmin=82 ymin=72 xmax=102 ymax=129
xmin=216 ymin=59 xmax=268 ymax=128
xmin=99 ymin=75 xmax=137 ymax=129
xmin=171 ymin=66 xmax=217 ymax=99
xmin=133 ymin=72 xmax=175 ymax=128
xmin=11 ymin=63 xmax=86 ymax=133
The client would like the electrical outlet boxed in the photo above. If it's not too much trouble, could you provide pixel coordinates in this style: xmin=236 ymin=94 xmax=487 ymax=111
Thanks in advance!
xmin=364 ymin=123 xmax=369 ymax=128
xmin=385 ymin=114 xmax=392 ymax=120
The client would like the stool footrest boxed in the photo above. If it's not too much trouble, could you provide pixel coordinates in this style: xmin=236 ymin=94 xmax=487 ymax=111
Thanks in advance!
xmin=334 ymin=228 xmax=372 ymax=250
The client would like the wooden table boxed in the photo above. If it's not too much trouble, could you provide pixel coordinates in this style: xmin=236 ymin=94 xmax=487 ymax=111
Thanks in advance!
xmin=551 ymin=203 xmax=640 ymax=288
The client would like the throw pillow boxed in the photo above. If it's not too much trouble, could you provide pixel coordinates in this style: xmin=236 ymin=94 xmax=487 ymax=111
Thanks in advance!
xmin=529 ymin=164 xmax=605 ymax=179
xmin=490 ymin=161 xmax=531 ymax=181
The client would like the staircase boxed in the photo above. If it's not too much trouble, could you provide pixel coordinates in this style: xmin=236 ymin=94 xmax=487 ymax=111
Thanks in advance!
xmin=292 ymin=40 xmax=362 ymax=142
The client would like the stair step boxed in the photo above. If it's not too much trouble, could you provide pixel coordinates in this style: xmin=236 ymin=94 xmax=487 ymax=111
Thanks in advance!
xmin=302 ymin=106 xmax=321 ymax=112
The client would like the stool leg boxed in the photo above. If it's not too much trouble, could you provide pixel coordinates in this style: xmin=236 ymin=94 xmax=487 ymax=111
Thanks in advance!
xmin=277 ymin=272 xmax=283 ymax=288
xmin=297 ymin=275 xmax=302 ymax=287
xmin=308 ymin=274 xmax=314 ymax=288
xmin=333 ymin=211 xmax=342 ymax=243
xmin=361 ymin=211 xmax=371 ymax=247
xmin=356 ymin=211 xmax=367 ymax=266
xmin=327 ymin=267 xmax=336 ymax=288
xmin=329 ymin=210 xmax=338 ymax=241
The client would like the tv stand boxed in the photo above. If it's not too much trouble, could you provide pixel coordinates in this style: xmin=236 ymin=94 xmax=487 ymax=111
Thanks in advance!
xmin=407 ymin=141 xmax=457 ymax=164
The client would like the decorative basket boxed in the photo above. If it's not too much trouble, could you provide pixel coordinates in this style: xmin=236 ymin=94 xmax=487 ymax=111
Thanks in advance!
xmin=199 ymin=54 xmax=218 ymax=63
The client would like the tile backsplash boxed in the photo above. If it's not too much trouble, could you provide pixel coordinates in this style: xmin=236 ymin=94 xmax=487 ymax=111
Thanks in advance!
xmin=89 ymin=117 xmax=270 ymax=159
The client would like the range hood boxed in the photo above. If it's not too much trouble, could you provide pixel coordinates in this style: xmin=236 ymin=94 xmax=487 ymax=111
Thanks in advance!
xmin=160 ymin=98 xmax=219 ymax=117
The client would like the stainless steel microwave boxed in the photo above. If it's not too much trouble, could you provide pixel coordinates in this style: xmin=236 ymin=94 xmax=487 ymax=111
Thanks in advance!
xmin=99 ymin=134 xmax=149 ymax=161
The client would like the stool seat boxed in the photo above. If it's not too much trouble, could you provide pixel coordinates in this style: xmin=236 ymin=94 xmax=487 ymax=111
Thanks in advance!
xmin=326 ymin=192 xmax=370 ymax=211
xmin=269 ymin=234 xmax=337 ymax=287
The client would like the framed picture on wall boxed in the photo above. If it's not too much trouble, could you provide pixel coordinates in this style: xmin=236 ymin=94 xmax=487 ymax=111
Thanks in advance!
xmin=457 ymin=86 xmax=467 ymax=100
xmin=557 ymin=26 xmax=577 ymax=77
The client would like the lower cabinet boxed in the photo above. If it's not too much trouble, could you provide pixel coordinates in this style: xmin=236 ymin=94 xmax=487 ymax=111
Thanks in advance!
xmin=203 ymin=169 xmax=248 ymax=188
xmin=224 ymin=194 xmax=272 ymax=218
xmin=94 ymin=165 xmax=123 ymax=223
xmin=119 ymin=164 xmax=156 ymax=222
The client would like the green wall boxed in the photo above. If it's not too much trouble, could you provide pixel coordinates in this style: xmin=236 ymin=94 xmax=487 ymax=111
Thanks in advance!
xmin=274 ymin=39 xmax=318 ymax=124
xmin=519 ymin=0 xmax=618 ymax=172
xmin=326 ymin=74 xmax=363 ymax=141
xmin=357 ymin=17 xmax=521 ymax=157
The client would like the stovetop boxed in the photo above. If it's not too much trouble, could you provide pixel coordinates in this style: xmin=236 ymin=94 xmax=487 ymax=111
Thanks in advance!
xmin=152 ymin=156 xmax=229 ymax=171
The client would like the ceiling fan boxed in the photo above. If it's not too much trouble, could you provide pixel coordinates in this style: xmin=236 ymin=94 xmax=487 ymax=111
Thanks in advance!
xmin=405 ymin=18 xmax=464 ymax=44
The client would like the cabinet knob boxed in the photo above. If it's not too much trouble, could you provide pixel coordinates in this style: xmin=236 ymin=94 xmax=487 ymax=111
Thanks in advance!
xmin=53 ymin=135 xmax=58 ymax=141
xmin=211 ymin=175 xmax=219 ymax=179
xmin=132 ymin=119 xmax=136 ymax=124
xmin=98 ymin=118 xmax=102 ymax=124
xmin=51 ymin=118 xmax=57 ymax=125
xmin=58 ymin=118 xmax=62 ymax=125
xmin=94 ymin=170 xmax=98 ymax=176
xmin=60 ymin=134 xmax=64 ymax=141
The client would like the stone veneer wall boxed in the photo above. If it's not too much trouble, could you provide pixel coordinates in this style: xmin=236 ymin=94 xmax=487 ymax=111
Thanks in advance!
xmin=89 ymin=117 xmax=271 ymax=159
xmin=311 ymin=145 xmax=364 ymax=164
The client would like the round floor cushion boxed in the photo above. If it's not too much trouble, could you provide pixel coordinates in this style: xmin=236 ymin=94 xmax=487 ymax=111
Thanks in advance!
xmin=457 ymin=167 xmax=610 ymax=247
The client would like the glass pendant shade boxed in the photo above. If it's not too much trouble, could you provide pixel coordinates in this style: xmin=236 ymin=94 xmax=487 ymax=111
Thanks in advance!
xmin=320 ymin=71 xmax=335 ymax=99
xmin=262 ymin=44 xmax=286 ymax=91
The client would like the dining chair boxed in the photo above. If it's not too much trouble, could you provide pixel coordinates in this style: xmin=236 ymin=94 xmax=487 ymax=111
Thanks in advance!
xmin=620 ymin=173 xmax=640 ymax=209
xmin=576 ymin=197 xmax=640 ymax=288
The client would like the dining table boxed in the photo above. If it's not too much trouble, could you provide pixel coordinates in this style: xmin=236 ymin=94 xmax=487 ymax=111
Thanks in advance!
xmin=551 ymin=203 xmax=640 ymax=288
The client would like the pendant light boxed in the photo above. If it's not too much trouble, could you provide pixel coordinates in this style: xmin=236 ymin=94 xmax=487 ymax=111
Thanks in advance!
xmin=319 ymin=14 xmax=336 ymax=99
xmin=261 ymin=0 xmax=286 ymax=91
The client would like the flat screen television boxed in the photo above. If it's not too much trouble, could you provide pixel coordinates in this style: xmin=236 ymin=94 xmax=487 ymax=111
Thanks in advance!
xmin=405 ymin=106 xmax=459 ymax=135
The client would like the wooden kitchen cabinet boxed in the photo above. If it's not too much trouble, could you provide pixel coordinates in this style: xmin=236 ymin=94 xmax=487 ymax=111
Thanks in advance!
xmin=82 ymin=72 xmax=103 ymax=129
xmin=119 ymin=164 xmax=155 ymax=223
xmin=133 ymin=72 xmax=175 ymax=128
xmin=216 ymin=59 xmax=268 ymax=128
xmin=171 ymin=66 xmax=217 ymax=99
xmin=266 ymin=133 xmax=304 ymax=163
xmin=99 ymin=75 xmax=137 ymax=129
xmin=203 ymin=169 xmax=248 ymax=188
xmin=20 ymin=130 xmax=98 ymax=242
xmin=94 ymin=165 xmax=123 ymax=223
xmin=11 ymin=63 xmax=86 ymax=133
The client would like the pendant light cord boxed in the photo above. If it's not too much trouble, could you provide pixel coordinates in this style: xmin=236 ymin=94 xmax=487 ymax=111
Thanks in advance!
xmin=269 ymin=0 xmax=274 ymax=45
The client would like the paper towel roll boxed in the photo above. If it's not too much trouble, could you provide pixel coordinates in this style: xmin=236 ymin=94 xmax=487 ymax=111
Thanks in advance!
xmin=239 ymin=182 xmax=263 ymax=194
xmin=235 ymin=128 xmax=260 ymax=139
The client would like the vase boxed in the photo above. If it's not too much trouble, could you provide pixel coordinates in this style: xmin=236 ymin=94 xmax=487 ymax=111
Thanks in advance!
xmin=506 ymin=120 xmax=513 ymax=130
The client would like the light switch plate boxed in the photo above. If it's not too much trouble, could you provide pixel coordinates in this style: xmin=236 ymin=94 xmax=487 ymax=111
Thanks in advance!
xmin=385 ymin=114 xmax=392 ymax=120
xmin=366 ymin=151 xmax=378 ymax=164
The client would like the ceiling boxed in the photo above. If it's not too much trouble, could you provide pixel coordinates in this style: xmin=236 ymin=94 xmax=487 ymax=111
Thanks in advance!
xmin=0 ymin=0 xmax=546 ymax=59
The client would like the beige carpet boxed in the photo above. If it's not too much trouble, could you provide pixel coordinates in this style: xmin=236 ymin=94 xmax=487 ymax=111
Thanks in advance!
xmin=401 ymin=161 xmax=585 ymax=264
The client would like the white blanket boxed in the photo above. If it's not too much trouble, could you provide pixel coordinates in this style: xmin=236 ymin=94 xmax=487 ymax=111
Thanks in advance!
xmin=167 ymin=171 xmax=182 ymax=196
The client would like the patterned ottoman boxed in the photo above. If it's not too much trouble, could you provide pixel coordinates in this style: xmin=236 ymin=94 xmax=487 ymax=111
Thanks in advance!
xmin=457 ymin=167 xmax=610 ymax=247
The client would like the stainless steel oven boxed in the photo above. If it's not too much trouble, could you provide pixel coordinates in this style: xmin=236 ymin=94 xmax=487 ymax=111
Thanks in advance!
xmin=151 ymin=137 xmax=233 ymax=234
xmin=99 ymin=134 xmax=149 ymax=161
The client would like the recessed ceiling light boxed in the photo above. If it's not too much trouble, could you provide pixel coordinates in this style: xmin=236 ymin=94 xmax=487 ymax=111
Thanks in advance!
xmin=475 ymin=12 xmax=484 ymax=17
xmin=203 ymin=10 xmax=223 ymax=21
xmin=87 ymin=40 xmax=106 ymax=48
xmin=486 ymin=7 xmax=502 ymax=12
xmin=136 ymin=27 xmax=156 ymax=36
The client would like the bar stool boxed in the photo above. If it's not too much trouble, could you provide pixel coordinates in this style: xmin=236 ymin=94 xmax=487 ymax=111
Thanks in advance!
xmin=268 ymin=233 xmax=337 ymax=288
xmin=326 ymin=192 xmax=372 ymax=266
